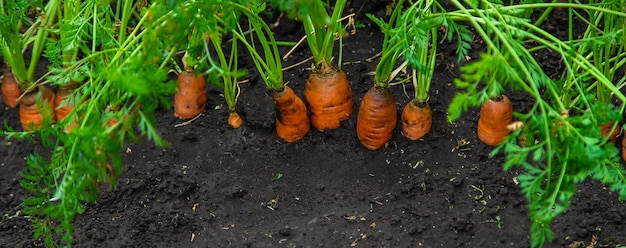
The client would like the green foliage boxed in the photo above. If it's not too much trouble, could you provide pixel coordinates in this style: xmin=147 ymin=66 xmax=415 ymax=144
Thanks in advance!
xmin=20 ymin=154 xmax=58 ymax=247
xmin=369 ymin=0 xmax=472 ymax=102
xmin=207 ymin=33 xmax=246 ymax=109
xmin=396 ymin=0 xmax=442 ymax=102
xmin=271 ymin=0 xmax=347 ymax=70
xmin=564 ymin=0 xmax=626 ymax=106
xmin=440 ymin=15 xmax=473 ymax=63
xmin=495 ymin=215 xmax=502 ymax=229
xmin=4 ymin=1 xmax=626 ymax=248
xmin=365 ymin=0 xmax=405 ymax=88
xmin=0 ymin=0 xmax=30 ymax=37
xmin=5 ymin=1 xmax=181 ymax=246
xmin=274 ymin=0 xmax=328 ymax=25
xmin=3 ymin=2 xmax=252 ymax=245
xmin=0 ymin=0 xmax=53 ymax=85
xmin=443 ymin=1 xmax=626 ymax=247
xmin=143 ymin=0 xmax=242 ymax=69
xmin=389 ymin=0 xmax=439 ymax=71
xmin=500 ymin=102 xmax=624 ymax=248
xmin=447 ymin=53 xmax=508 ymax=122
xmin=231 ymin=1 xmax=285 ymax=91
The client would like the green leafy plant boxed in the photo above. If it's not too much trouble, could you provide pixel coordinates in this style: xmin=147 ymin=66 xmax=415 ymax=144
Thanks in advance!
xmin=12 ymin=3 xmax=250 ymax=245
xmin=0 ymin=1 xmax=61 ymax=130
xmin=427 ymin=1 xmax=626 ymax=247
xmin=496 ymin=215 xmax=502 ymax=229
xmin=561 ymin=0 xmax=626 ymax=141
xmin=2 ymin=0 xmax=249 ymax=245
xmin=12 ymin=2 xmax=174 ymax=246
xmin=0 ymin=0 xmax=57 ymax=91
xmin=354 ymin=20 xmax=366 ymax=29
xmin=231 ymin=1 xmax=310 ymax=142
xmin=210 ymin=36 xmax=245 ymax=128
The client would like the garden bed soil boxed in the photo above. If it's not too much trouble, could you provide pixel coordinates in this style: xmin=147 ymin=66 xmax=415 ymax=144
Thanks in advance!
xmin=2 ymin=1 xmax=626 ymax=247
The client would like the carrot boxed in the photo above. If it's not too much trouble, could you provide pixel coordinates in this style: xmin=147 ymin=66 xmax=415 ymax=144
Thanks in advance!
xmin=2 ymin=67 xmax=21 ymax=108
xmin=227 ymin=110 xmax=243 ymax=129
xmin=174 ymin=68 xmax=207 ymax=119
xmin=289 ymin=0 xmax=353 ymax=132
xmin=401 ymin=100 xmax=432 ymax=140
xmin=19 ymin=85 xmax=56 ymax=131
xmin=273 ymin=85 xmax=310 ymax=142
xmin=55 ymin=82 xmax=82 ymax=132
xmin=54 ymin=82 xmax=80 ymax=120
xmin=354 ymin=0 xmax=405 ymax=149
xmin=356 ymin=86 xmax=397 ymax=150
xmin=477 ymin=94 xmax=513 ymax=146
xmin=229 ymin=4 xmax=309 ymax=141
xmin=600 ymin=122 xmax=620 ymax=142
xmin=304 ymin=68 xmax=354 ymax=131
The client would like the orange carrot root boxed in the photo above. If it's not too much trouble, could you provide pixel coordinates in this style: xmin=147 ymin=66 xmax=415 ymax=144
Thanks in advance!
xmin=2 ymin=68 xmax=21 ymax=108
xmin=228 ymin=110 xmax=243 ymax=129
xmin=304 ymin=69 xmax=353 ymax=131
xmin=19 ymin=86 xmax=56 ymax=131
xmin=600 ymin=122 xmax=620 ymax=142
xmin=401 ymin=100 xmax=432 ymax=140
xmin=356 ymin=86 xmax=397 ymax=150
xmin=54 ymin=82 xmax=80 ymax=121
xmin=174 ymin=69 xmax=207 ymax=119
xmin=477 ymin=95 xmax=513 ymax=146
xmin=273 ymin=86 xmax=310 ymax=142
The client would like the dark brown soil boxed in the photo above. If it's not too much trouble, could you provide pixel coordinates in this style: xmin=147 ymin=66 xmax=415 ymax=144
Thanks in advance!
xmin=2 ymin=2 xmax=626 ymax=248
